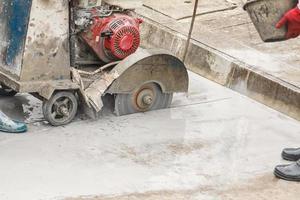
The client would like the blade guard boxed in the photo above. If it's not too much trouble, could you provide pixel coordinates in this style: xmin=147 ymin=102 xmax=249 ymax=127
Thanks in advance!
xmin=105 ymin=48 xmax=189 ymax=95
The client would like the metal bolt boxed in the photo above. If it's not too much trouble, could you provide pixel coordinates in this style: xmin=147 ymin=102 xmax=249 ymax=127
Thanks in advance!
xmin=143 ymin=95 xmax=153 ymax=105
xmin=60 ymin=106 xmax=69 ymax=116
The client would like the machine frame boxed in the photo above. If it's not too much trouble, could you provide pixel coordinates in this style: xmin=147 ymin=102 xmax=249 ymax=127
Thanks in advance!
xmin=0 ymin=0 xmax=189 ymax=126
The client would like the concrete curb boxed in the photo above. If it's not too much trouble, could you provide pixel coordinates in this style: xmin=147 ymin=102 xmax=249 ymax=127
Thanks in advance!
xmin=140 ymin=19 xmax=300 ymax=121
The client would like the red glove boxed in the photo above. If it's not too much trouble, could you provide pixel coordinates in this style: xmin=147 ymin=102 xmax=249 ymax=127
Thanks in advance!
xmin=276 ymin=7 xmax=300 ymax=39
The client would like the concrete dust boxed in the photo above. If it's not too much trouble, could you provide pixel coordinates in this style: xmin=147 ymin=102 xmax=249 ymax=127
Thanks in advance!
xmin=0 ymin=95 xmax=28 ymax=121
xmin=168 ymin=142 xmax=204 ymax=155
xmin=0 ymin=72 xmax=299 ymax=200
xmin=66 ymin=190 xmax=192 ymax=200
xmin=118 ymin=141 xmax=205 ymax=166
xmin=22 ymin=94 xmax=43 ymax=123
xmin=0 ymin=94 xmax=43 ymax=123
xmin=219 ymin=173 xmax=300 ymax=200
xmin=66 ymin=173 xmax=300 ymax=200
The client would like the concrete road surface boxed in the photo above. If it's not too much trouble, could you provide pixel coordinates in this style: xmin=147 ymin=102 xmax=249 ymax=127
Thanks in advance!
xmin=0 ymin=72 xmax=299 ymax=200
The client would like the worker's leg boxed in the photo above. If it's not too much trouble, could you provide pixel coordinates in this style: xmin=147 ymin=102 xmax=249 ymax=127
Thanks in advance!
xmin=0 ymin=110 xmax=27 ymax=133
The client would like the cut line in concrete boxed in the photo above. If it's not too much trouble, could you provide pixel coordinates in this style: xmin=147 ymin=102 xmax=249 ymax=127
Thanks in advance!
xmin=143 ymin=0 xmax=237 ymax=20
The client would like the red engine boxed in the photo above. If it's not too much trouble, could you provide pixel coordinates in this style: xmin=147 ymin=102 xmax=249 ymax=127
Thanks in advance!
xmin=81 ymin=14 xmax=143 ymax=63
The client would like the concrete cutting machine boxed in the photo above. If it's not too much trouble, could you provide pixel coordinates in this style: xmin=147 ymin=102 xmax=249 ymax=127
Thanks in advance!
xmin=0 ymin=0 xmax=188 ymax=126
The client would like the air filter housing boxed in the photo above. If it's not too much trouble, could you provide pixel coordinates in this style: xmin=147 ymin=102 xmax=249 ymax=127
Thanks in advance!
xmin=81 ymin=14 xmax=142 ymax=63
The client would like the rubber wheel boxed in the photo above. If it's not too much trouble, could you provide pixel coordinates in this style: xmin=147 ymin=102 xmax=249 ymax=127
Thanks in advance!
xmin=114 ymin=83 xmax=173 ymax=116
xmin=42 ymin=91 xmax=78 ymax=126
xmin=0 ymin=84 xmax=17 ymax=97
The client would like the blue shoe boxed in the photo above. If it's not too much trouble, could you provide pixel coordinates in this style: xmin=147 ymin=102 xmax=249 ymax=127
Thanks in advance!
xmin=0 ymin=111 xmax=27 ymax=133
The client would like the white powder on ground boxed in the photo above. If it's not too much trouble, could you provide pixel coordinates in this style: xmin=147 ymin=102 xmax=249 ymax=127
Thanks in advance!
xmin=0 ymin=111 xmax=16 ymax=127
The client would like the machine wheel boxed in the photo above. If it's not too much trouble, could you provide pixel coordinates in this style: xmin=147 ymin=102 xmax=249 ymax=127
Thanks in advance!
xmin=0 ymin=84 xmax=17 ymax=97
xmin=42 ymin=91 xmax=78 ymax=126
xmin=114 ymin=83 xmax=173 ymax=116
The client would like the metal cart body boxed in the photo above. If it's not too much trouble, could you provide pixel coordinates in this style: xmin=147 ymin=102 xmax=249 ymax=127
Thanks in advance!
xmin=0 ymin=0 xmax=189 ymax=126
xmin=0 ymin=0 xmax=77 ymax=99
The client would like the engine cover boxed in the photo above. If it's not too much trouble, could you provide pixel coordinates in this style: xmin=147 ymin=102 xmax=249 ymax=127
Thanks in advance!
xmin=81 ymin=14 xmax=142 ymax=63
